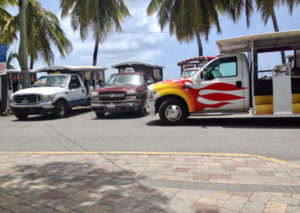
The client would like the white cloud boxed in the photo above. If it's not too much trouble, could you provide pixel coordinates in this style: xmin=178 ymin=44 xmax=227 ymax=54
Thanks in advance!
xmin=138 ymin=50 xmax=164 ymax=61
xmin=54 ymin=0 xmax=170 ymax=71
xmin=102 ymin=39 xmax=139 ymax=51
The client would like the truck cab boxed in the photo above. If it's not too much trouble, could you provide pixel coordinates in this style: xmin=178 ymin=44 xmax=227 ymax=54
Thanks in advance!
xmin=147 ymin=30 xmax=300 ymax=125
xmin=9 ymin=74 xmax=89 ymax=120
xmin=91 ymin=72 xmax=154 ymax=118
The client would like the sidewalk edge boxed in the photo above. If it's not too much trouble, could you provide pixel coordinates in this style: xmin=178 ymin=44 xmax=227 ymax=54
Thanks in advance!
xmin=0 ymin=151 xmax=299 ymax=168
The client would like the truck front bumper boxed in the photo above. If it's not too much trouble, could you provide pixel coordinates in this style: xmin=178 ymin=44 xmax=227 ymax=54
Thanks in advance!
xmin=10 ymin=102 xmax=55 ymax=115
xmin=146 ymin=99 xmax=156 ymax=116
xmin=91 ymin=100 xmax=142 ymax=113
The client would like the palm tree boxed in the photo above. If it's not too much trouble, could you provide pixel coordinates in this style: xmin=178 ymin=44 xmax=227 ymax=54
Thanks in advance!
xmin=6 ymin=51 xmax=19 ymax=69
xmin=60 ymin=0 xmax=131 ymax=66
xmin=0 ymin=0 xmax=73 ymax=69
xmin=0 ymin=0 xmax=17 ymax=29
xmin=228 ymin=0 xmax=300 ymax=63
xmin=257 ymin=0 xmax=300 ymax=63
xmin=147 ymin=0 xmax=225 ymax=56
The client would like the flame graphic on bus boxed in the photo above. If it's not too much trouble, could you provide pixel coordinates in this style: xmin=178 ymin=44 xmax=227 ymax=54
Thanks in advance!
xmin=185 ymin=81 xmax=246 ymax=111
xmin=152 ymin=79 xmax=246 ymax=112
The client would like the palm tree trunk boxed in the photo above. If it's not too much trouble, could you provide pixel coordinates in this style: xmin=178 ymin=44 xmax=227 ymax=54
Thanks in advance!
xmin=93 ymin=37 xmax=99 ymax=66
xmin=0 ymin=75 xmax=8 ymax=114
xmin=92 ymin=0 xmax=100 ymax=66
xmin=30 ymin=55 xmax=34 ymax=70
xmin=195 ymin=31 xmax=203 ymax=57
xmin=271 ymin=8 xmax=285 ymax=64
xmin=19 ymin=0 xmax=29 ymax=88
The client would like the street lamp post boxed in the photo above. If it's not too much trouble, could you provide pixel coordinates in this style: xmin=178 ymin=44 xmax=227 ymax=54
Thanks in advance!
xmin=19 ymin=0 xmax=29 ymax=88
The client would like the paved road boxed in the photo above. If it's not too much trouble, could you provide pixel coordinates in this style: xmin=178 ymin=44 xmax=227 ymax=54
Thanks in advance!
xmin=0 ymin=108 xmax=300 ymax=162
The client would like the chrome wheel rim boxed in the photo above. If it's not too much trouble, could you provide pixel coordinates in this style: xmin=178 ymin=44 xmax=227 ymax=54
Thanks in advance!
xmin=165 ymin=105 xmax=181 ymax=121
xmin=58 ymin=104 xmax=65 ymax=116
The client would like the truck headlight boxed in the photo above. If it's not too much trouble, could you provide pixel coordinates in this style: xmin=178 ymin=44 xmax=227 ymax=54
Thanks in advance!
xmin=147 ymin=85 xmax=157 ymax=99
xmin=41 ymin=95 xmax=54 ymax=102
xmin=147 ymin=89 xmax=156 ymax=99
xmin=92 ymin=91 xmax=98 ymax=97
xmin=126 ymin=95 xmax=137 ymax=100
xmin=127 ymin=90 xmax=136 ymax=95
xmin=91 ymin=92 xmax=99 ymax=101
xmin=9 ymin=94 xmax=14 ymax=102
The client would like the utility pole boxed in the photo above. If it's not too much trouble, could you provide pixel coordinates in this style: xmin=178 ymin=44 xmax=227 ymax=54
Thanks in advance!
xmin=19 ymin=0 xmax=29 ymax=88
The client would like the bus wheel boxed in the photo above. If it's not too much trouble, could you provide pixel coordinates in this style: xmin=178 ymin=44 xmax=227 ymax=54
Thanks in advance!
xmin=159 ymin=99 xmax=188 ymax=125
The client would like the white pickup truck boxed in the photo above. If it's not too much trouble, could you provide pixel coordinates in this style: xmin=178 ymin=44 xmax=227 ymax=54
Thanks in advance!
xmin=146 ymin=30 xmax=300 ymax=124
xmin=9 ymin=74 xmax=89 ymax=120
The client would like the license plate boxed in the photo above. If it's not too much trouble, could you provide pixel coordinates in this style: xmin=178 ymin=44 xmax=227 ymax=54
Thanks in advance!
xmin=107 ymin=104 xmax=116 ymax=109
xmin=22 ymin=100 xmax=29 ymax=104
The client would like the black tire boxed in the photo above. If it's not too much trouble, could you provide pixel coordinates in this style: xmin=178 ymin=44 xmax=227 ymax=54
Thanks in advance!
xmin=15 ymin=113 xmax=28 ymax=120
xmin=137 ymin=99 xmax=146 ymax=116
xmin=54 ymin=100 xmax=67 ymax=118
xmin=96 ymin=112 xmax=105 ymax=119
xmin=159 ymin=99 xmax=188 ymax=125
xmin=67 ymin=107 xmax=72 ymax=114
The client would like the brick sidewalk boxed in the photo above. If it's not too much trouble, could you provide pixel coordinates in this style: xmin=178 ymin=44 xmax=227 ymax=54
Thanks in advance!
xmin=0 ymin=154 xmax=299 ymax=213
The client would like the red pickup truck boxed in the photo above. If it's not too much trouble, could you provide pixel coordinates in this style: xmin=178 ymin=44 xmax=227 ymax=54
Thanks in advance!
xmin=91 ymin=72 xmax=155 ymax=118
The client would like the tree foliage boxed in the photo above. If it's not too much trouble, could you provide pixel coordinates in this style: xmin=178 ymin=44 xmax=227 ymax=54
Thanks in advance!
xmin=0 ymin=0 xmax=73 ymax=69
xmin=60 ymin=0 xmax=131 ymax=65
xmin=147 ymin=0 xmax=225 ymax=43
xmin=0 ymin=0 xmax=17 ymax=29
xmin=6 ymin=51 xmax=19 ymax=69
xmin=227 ymin=0 xmax=300 ymax=26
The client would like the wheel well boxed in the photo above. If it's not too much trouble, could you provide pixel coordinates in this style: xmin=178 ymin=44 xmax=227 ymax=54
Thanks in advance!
xmin=55 ymin=98 xmax=68 ymax=107
xmin=155 ymin=95 xmax=189 ymax=113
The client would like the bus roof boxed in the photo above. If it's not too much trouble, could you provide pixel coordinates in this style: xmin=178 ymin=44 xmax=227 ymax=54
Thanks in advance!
xmin=217 ymin=30 xmax=300 ymax=54
xmin=35 ymin=65 xmax=107 ymax=73
xmin=6 ymin=69 xmax=37 ymax=74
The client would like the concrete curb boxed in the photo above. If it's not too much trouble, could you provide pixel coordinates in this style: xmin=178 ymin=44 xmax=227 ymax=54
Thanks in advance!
xmin=1 ymin=151 xmax=299 ymax=168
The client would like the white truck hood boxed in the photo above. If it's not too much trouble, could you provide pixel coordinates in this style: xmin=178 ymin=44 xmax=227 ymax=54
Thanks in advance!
xmin=13 ymin=87 xmax=66 ymax=96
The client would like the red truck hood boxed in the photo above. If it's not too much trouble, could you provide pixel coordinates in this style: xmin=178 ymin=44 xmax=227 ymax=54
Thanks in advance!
xmin=94 ymin=85 xmax=140 ymax=93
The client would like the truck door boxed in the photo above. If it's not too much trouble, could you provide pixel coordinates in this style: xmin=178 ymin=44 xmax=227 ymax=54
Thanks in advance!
xmin=68 ymin=75 xmax=86 ymax=107
xmin=190 ymin=55 xmax=249 ymax=112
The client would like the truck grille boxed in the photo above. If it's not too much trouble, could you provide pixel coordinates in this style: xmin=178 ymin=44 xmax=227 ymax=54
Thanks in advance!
xmin=15 ymin=94 xmax=41 ymax=104
xmin=99 ymin=92 xmax=126 ymax=101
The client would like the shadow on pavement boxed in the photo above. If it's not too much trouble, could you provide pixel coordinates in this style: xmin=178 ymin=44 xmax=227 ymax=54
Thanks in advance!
xmin=146 ymin=116 xmax=300 ymax=129
xmin=0 ymin=160 xmax=170 ymax=212
xmin=11 ymin=107 xmax=92 ymax=122
xmin=92 ymin=112 xmax=148 ymax=120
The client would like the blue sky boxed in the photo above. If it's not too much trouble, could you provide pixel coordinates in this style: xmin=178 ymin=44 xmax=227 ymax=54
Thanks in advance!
xmin=7 ymin=0 xmax=300 ymax=80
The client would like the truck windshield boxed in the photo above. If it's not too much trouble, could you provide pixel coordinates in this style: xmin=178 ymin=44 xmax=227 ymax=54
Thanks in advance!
xmin=106 ymin=74 xmax=143 ymax=86
xmin=32 ymin=76 xmax=67 ymax=88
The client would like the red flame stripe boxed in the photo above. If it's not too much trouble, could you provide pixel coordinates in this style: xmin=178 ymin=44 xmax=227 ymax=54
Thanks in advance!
xmin=200 ymin=83 xmax=245 ymax=91
xmin=200 ymin=102 xmax=231 ymax=110
xmin=199 ymin=93 xmax=245 ymax=101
